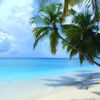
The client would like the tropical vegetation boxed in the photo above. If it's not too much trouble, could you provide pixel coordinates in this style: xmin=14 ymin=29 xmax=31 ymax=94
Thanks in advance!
xmin=37 ymin=0 xmax=100 ymax=21
xmin=31 ymin=1 xmax=100 ymax=66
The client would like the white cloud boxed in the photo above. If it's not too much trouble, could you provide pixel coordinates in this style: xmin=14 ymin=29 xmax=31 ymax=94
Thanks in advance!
xmin=0 ymin=31 xmax=15 ymax=41
xmin=0 ymin=0 xmax=72 ymax=58
xmin=0 ymin=31 xmax=16 ymax=53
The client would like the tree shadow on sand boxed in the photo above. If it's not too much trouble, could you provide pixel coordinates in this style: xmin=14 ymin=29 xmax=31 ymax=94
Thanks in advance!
xmin=43 ymin=72 xmax=100 ymax=95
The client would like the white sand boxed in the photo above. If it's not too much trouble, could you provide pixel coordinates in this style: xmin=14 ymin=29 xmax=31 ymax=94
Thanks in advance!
xmin=0 ymin=79 xmax=51 ymax=100
xmin=0 ymin=72 xmax=100 ymax=100
xmin=37 ymin=86 xmax=100 ymax=100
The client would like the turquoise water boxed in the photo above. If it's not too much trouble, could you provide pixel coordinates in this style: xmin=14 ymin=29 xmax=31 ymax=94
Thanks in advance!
xmin=0 ymin=58 xmax=99 ymax=82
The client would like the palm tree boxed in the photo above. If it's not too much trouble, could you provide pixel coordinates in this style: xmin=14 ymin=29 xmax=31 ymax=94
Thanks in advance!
xmin=31 ymin=3 xmax=63 ymax=54
xmin=62 ymin=12 xmax=100 ymax=65
xmin=31 ymin=3 xmax=100 ymax=66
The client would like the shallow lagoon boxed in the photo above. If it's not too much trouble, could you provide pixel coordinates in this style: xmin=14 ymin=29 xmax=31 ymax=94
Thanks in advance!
xmin=0 ymin=58 xmax=99 ymax=82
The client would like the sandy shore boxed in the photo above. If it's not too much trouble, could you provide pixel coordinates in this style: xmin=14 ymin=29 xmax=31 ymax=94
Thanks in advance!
xmin=0 ymin=72 xmax=100 ymax=100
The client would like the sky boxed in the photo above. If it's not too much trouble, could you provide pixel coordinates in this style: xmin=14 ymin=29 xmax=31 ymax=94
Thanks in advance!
xmin=0 ymin=0 xmax=74 ymax=58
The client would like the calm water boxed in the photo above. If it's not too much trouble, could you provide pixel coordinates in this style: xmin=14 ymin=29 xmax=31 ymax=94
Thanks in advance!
xmin=0 ymin=58 xmax=99 ymax=82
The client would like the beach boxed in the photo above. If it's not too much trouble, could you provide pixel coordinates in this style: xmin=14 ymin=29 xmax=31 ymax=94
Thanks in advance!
xmin=0 ymin=0 xmax=100 ymax=99
xmin=0 ymin=72 xmax=100 ymax=100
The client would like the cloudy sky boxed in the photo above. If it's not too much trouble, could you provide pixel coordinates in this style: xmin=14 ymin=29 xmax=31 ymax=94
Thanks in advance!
xmin=0 ymin=0 xmax=69 ymax=58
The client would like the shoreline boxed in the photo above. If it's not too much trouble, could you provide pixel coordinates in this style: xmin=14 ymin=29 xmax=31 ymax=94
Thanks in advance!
xmin=0 ymin=69 xmax=99 ymax=83
xmin=0 ymin=71 xmax=100 ymax=100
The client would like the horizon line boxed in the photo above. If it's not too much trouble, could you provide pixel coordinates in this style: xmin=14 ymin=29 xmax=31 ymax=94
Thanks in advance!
xmin=0 ymin=57 xmax=78 ymax=59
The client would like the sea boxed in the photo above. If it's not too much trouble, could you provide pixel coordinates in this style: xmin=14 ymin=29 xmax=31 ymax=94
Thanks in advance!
xmin=0 ymin=58 xmax=99 ymax=83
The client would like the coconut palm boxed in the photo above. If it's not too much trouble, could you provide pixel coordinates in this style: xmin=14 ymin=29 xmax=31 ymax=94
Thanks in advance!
xmin=31 ymin=3 xmax=63 ymax=54
xmin=62 ymin=11 xmax=100 ymax=64
xmin=31 ymin=3 xmax=100 ymax=66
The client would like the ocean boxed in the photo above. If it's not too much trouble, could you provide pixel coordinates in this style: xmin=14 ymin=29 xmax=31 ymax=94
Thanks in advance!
xmin=0 ymin=58 xmax=99 ymax=83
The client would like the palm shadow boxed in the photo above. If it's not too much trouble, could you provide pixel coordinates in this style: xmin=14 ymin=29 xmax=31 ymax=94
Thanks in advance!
xmin=44 ymin=76 xmax=78 ymax=87
xmin=43 ymin=72 xmax=100 ymax=90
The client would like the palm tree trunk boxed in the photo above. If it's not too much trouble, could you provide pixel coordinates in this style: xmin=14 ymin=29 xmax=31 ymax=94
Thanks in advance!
xmin=62 ymin=0 xmax=69 ymax=22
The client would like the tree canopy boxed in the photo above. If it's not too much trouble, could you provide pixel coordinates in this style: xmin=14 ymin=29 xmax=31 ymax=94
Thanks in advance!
xmin=31 ymin=2 xmax=100 ymax=67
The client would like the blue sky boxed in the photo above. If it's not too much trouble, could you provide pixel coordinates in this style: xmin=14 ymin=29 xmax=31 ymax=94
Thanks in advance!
xmin=0 ymin=0 xmax=80 ymax=58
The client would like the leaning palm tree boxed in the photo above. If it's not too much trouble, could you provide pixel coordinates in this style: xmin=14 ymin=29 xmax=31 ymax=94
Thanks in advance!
xmin=62 ymin=12 xmax=100 ymax=65
xmin=31 ymin=3 xmax=100 ymax=66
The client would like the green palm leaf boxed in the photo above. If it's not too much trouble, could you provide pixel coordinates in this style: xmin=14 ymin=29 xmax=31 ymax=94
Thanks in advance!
xmin=70 ymin=49 xmax=78 ymax=59
xmin=50 ymin=31 xmax=59 ymax=54
xmin=79 ymin=53 xmax=85 ymax=64
xmin=33 ymin=28 xmax=49 ymax=48
xmin=33 ymin=27 xmax=50 ymax=38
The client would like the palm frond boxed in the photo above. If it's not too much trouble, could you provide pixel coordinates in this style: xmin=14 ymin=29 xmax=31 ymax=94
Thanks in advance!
xmin=31 ymin=15 xmax=44 ymax=24
xmin=70 ymin=49 xmax=78 ymax=59
xmin=67 ymin=46 xmax=73 ymax=53
xmin=50 ymin=31 xmax=59 ymax=54
xmin=34 ymin=28 xmax=49 ymax=48
xmin=92 ymin=0 xmax=100 ymax=21
xmin=68 ymin=8 xmax=77 ymax=15
xmin=62 ymin=39 xmax=68 ymax=49
xmin=85 ymin=0 xmax=100 ymax=21
xmin=33 ymin=27 xmax=50 ymax=38
xmin=62 ymin=24 xmax=81 ymax=33
xmin=79 ymin=53 xmax=85 ymax=64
